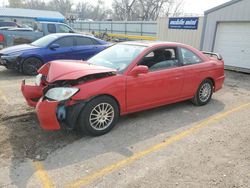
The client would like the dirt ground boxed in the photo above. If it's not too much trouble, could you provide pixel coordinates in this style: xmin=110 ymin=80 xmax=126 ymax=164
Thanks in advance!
xmin=0 ymin=66 xmax=250 ymax=187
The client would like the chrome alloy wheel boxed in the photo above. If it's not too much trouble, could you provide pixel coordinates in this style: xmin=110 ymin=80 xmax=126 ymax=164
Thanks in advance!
xmin=199 ymin=83 xmax=212 ymax=102
xmin=89 ymin=103 xmax=115 ymax=131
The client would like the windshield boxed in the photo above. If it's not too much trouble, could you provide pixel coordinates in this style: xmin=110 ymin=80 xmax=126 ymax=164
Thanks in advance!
xmin=31 ymin=35 xmax=59 ymax=47
xmin=88 ymin=44 xmax=146 ymax=71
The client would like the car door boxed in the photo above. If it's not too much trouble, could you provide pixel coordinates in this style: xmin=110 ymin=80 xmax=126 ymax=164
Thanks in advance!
xmin=179 ymin=47 xmax=211 ymax=98
xmin=73 ymin=36 xmax=103 ymax=60
xmin=126 ymin=47 xmax=184 ymax=112
xmin=46 ymin=36 xmax=74 ymax=61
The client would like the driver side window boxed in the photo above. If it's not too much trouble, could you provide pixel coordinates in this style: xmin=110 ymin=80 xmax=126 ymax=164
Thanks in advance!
xmin=140 ymin=47 xmax=179 ymax=72
xmin=55 ymin=37 xmax=74 ymax=47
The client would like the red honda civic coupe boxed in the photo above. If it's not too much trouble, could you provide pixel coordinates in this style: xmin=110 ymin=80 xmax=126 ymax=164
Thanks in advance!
xmin=21 ymin=41 xmax=225 ymax=136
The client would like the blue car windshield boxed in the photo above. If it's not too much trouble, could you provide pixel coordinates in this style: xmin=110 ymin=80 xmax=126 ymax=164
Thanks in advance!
xmin=88 ymin=44 xmax=146 ymax=71
xmin=31 ymin=35 xmax=59 ymax=47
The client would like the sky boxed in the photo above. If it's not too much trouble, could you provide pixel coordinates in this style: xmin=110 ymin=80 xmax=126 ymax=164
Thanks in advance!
xmin=0 ymin=0 xmax=231 ymax=14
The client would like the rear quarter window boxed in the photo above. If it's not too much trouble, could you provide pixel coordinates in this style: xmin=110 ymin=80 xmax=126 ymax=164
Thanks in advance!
xmin=181 ymin=48 xmax=202 ymax=65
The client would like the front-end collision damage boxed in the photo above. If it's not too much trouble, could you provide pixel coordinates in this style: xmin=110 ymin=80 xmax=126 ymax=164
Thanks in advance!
xmin=21 ymin=67 xmax=116 ymax=130
xmin=48 ymin=72 xmax=116 ymax=130
xmin=45 ymin=71 xmax=116 ymax=90
xmin=21 ymin=80 xmax=43 ymax=107
xmin=35 ymin=99 xmax=86 ymax=130
xmin=57 ymin=101 xmax=86 ymax=130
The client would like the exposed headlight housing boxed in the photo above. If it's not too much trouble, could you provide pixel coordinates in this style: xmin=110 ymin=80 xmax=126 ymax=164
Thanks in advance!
xmin=45 ymin=87 xmax=79 ymax=101
xmin=35 ymin=73 xmax=42 ymax=86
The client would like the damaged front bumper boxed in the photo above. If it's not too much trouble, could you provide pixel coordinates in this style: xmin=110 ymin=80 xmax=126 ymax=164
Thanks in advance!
xmin=36 ymin=99 xmax=85 ymax=130
xmin=36 ymin=99 xmax=61 ymax=130
xmin=21 ymin=80 xmax=85 ymax=130
xmin=21 ymin=80 xmax=43 ymax=107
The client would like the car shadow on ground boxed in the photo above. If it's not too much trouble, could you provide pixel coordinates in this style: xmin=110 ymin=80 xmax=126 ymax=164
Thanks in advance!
xmin=2 ymin=98 xmax=225 ymax=187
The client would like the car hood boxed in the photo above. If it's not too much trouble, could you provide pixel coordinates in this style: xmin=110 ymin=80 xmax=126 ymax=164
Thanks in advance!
xmin=0 ymin=44 xmax=39 ymax=55
xmin=39 ymin=60 xmax=117 ymax=83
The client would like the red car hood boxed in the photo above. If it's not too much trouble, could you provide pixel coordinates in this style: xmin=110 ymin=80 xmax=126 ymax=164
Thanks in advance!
xmin=39 ymin=60 xmax=116 ymax=83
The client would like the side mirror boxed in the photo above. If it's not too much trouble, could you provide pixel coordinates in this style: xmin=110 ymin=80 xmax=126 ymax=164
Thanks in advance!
xmin=69 ymin=30 xmax=74 ymax=33
xmin=130 ymin=65 xmax=149 ymax=76
xmin=50 ymin=43 xmax=60 ymax=49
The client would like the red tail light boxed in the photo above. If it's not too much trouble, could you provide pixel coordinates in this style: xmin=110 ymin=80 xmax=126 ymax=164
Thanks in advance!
xmin=0 ymin=34 xmax=4 ymax=42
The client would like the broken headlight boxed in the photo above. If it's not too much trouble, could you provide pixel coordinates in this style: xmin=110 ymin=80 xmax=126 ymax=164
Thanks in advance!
xmin=45 ymin=87 xmax=79 ymax=101
xmin=35 ymin=73 xmax=43 ymax=86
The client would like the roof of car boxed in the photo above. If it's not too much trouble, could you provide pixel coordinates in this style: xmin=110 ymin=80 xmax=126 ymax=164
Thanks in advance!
xmin=120 ymin=41 xmax=185 ymax=47
xmin=48 ymin=33 xmax=93 ymax=38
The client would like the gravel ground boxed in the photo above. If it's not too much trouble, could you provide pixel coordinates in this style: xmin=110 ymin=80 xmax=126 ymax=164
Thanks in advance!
xmin=0 ymin=66 xmax=249 ymax=187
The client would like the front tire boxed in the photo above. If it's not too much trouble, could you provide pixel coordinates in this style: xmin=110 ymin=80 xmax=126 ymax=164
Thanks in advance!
xmin=22 ymin=57 xmax=43 ymax=75
xmin=78 ymin=96 xmax=119 ymax=136
xmin=192 ymin=79 xmax=213 ymax=106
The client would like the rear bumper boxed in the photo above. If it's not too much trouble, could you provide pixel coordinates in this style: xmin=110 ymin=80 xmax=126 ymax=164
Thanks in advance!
xmin=214 ymin=75 xmax=225 ymax=92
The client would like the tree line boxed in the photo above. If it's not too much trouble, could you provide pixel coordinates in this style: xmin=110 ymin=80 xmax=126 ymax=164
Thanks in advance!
xmin=8 ymin=0 xmax=183 ymax=21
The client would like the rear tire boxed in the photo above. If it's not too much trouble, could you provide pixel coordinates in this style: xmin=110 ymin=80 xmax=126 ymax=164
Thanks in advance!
xmin=192 ymin=79 xmax=213 ymax=106
xmin=22 ymin=57 xmax=43 ymax=75
xmin=78 ymin=96 xmax=119 ymax=136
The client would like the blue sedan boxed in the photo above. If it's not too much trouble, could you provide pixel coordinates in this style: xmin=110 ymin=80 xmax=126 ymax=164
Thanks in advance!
xmin=0 ymin=33 xmax=111 ymax=75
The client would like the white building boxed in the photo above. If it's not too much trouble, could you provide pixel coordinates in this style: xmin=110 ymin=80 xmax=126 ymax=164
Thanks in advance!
xmin=0 ymin=7 xmax=65 ymax=26
xmin=201 ymin=0 xmax=250 ymax=72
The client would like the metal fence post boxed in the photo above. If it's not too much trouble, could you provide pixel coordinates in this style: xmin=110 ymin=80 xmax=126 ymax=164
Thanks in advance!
xmin=125 ymin=22 xmax=127 ymax=35
xmin=141 ymin=22 xmax=143 ymax=36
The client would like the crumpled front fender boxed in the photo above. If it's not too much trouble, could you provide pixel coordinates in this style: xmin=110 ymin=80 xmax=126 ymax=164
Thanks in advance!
xmin=21 ymin=80 xmax=43 ymax=107
xmin=36 ymin=100 xmax=60 ymax=130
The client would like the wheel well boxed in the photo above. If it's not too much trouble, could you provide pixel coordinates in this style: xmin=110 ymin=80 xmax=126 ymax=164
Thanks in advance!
xmin=89 ymin=94 xmax=121 ymax=115
xmin=205 ymin=77 xmax=215 ymax=88
xmin=23 ymin=56 xmax=44 ymax=63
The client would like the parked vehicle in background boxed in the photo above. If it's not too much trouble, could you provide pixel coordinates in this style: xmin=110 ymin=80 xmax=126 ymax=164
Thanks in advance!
xmin=0 ymin=27 xmax=33 ymax=31
xmin=0 ymin=21 xmax=20 ymax=28
xmin=0 ymin=33 xmax=110 ymax=75
xmin=21 ymin=41 xmax=225 ymax=136
xmin=0 ymin=21 xmax=75 ymax=49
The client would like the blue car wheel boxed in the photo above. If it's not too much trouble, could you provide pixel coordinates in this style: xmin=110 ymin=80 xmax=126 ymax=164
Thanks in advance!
xmin=22 ymin=57 xmax=43 ymax=75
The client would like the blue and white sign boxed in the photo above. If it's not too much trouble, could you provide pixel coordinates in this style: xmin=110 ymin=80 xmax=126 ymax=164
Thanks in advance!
xmin=168 ymin=17 xmax=199 ymax=30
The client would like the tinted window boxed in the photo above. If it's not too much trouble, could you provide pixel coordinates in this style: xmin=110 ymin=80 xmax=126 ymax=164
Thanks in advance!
xmin=140 ymin=48 xmax=179 ymax=71
xmin=47 ymin=24 xmax=56 ymax=33
xmin=58 ymin=24 xmax=72 ymax=33
xmin=91 ymin=38 xmax=100 ymax=45
xmin=31 ymin=35 xmax=59 ymax=47
xmin=55 ymin=37 xmax=74 ymax=47
xmin=75 ymin=37 xmax=94 ymax=46
xmin=181 ymin=48 xmax=202 ymax=65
